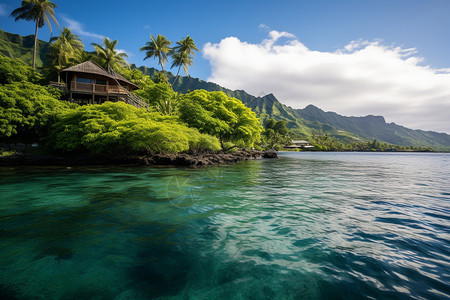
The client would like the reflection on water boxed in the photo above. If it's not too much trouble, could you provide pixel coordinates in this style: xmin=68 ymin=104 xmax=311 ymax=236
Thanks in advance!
xmin=0 ymin=152 xmax=449 ymax=299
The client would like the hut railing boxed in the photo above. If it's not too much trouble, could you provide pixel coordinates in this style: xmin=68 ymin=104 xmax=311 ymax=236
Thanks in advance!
xmin=70 ymin=81 xmax=129 ymax=94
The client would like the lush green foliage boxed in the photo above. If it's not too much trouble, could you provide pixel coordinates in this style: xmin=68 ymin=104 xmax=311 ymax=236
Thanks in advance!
xmin=47 ymin=102 xmax=221 ymax=154
xmin=0 ymin=82 xmax=74 ymax=140
xmin=262 ymin=118 xmax=291 ymax=150
xmin=46 ymin=27 xmax=84 ymax=81
xmin=179 ymin=90 xmax=263 ymax=149
xmin=121 ymin=68 xmax=154 ymax=88
xmin=308 ymin=135 xmax=434 ymax=152
xmin=136 ymin=81 xmax=179 ymax=115
xmin=91 ymin=38 xmax=128 ymax=70
xmin=0 ymin=53 xmax=42 ymax=84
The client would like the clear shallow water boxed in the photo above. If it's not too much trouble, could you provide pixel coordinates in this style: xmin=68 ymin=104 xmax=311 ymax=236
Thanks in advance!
xmin=0 ymin=152 xmax=449 ymax=299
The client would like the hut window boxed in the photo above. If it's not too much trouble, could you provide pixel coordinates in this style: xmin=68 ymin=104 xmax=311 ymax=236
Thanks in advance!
xmin=96 ymin=80 xmax=107 ymax=85
xmin=77 ymin=78 xmax=95 ymax=84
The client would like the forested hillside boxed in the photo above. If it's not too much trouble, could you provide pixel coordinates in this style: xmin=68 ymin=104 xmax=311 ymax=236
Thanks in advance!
xmin=0 ymin=29 xmax=49 ymax=68
xmin=2 ymin=28 xmax=449 ymax=150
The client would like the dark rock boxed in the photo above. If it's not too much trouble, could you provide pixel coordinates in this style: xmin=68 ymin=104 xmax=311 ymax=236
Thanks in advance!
xmin=0 ymin=150 xmax=277 ymax=167
xmin=262 ymin=151 xmax=278 ymax=158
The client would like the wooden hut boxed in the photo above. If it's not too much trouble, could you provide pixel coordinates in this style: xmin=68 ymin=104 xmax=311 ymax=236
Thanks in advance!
xmin=60 ymin=61 xmax=143 ymax=106
xmin=284 ymin=140 xmax=314 ymax=149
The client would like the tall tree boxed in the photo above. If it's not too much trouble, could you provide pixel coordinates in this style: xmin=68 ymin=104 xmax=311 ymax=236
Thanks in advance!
xmin=140 ymin=34 xmax=172 ymax=72
xmin=75 ymin=51 xmax=94 ymax=64
xmin=263 ymin=118 xmax=291 ymax=150
xmin=48 ymin=27 xmax=83 ymax=82
xmin=91 ymin=38 xmax=128 ymax=71
xmin=178 ymin=90 xmax=263 ymax=150
xmin=170 ymin=35 xmax=199 ymax=86
xmin=10 ymin=0 xmax=60 ymax=69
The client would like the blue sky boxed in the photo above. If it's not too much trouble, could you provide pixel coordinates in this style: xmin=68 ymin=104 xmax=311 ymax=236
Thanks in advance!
xmin=1 ymin=0 xmax=450 ymax=132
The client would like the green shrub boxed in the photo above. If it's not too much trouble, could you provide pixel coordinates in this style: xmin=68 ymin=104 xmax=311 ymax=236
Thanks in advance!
xmin=0 ymin=54 xmax=42 ymax=84
xmin=0 ymin=82 xmax=74 ymax=141
xmin=47 ymin=101 xmax=220 ymax=154
xmin=184 ymin=128 xmax=221 ymax=154
xmin=179 ymin=90 xmax=263 ymax=149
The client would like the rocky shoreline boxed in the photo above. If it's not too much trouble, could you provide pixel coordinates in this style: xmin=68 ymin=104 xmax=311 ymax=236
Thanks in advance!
xmin=0 ymin=150 xmax=277 ymax=167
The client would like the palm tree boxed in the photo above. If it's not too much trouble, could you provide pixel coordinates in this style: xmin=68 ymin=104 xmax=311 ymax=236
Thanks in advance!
xmin=10 ymin=0 xmax=60 ymax=69
xmin=140 ymin=34 xmax=172 ymax=72
xmin=170 ymin=51 xmax=193 ymax=85
xmin=91 ymin=38 xmax=128 ymax=71
xmin=170 ymin=35 xmax=199 ymax=86
xmin=48 ymin=27 xmax=83 ymax=82
xmin=50 ymin=27 xmax=83 ymax=50
xmin=75 ymin=51 xmax=94 ymax=64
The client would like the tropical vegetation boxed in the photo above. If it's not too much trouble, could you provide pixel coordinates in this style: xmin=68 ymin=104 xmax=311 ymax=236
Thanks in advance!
xmin=47 ymin=27 xmax=83 ymax=82
xmin=91 ymin=37 xmax=128 ymax=71
xmin=0 ymin=80 xmax=74 ymax=141
xmin=262 ymin=118 xmax=291 ymax=150
xmin=170 ymin=35 xmax=199 ymax=86
xmin=140 ymin=34 xmax=172 ymax=73
xmin=2 ymin=0 xmax=448 ymax=153
xmin=178 ymin=90 xmax=263 ymax=150
xmin=0 ymin=51 xmax=261 ymax=155
xmin=46 ymin=101 xmax=221 ymax=154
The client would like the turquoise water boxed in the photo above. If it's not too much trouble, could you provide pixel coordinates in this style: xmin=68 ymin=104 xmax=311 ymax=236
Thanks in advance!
xmin=0 ymin=152 xmax=449 ymax=299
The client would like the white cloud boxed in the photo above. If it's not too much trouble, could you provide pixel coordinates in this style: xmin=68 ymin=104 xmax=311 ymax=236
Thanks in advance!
xmin=203 ymin=31 xmax=450 ymax=133
xmin=258 ymin=23 xmax=269 ymax=31
xmin=61 ymin=16 xmax=104 ymax=40
xmin=116 ymin=49 xmax=131 ymax=57
xmin=0 ymin=4 xmax=8 ymax=16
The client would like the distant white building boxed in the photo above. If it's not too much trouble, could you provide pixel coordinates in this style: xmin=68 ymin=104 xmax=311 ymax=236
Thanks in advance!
xmin=284 ymin=140 xmax=314 ymax=149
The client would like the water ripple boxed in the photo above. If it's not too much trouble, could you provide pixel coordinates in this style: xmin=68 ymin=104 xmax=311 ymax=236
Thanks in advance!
xmin=0 ymin=152 xmax=449 ymax=299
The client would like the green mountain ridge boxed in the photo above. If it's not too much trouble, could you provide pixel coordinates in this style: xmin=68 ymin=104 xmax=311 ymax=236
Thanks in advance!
xmin=0 ymin=29 xmax=49 ymax=68
xmin=297 ymin=104 xmax=450 ymax=148
xmin=2 ymin=28 xmax=449 ymax=150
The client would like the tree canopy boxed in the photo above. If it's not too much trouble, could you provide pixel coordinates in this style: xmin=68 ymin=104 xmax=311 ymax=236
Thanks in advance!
xmin=178 ymin=90 xmax=263 ymax=149
xmin=263 ymin=118 xmax=291 ymax=150
xmin=170 ymin=35 xmax=199 ymax=86
xmin=91 ymin=38 xmax=128 ymax=71
xmin=140 ymin=34 xmax=172 ymax=72
xmin=0 ymin=53 xmax=42 ymax=84
xmin=47 ymin=101 xmax=221 ymax=154
xmin=136 ymin=81 xmax=178 ymax=115
xmin=47 ymin=27 xmax=84 ymax=82
xmin=0 ymin=82 xmax=74 ymax=140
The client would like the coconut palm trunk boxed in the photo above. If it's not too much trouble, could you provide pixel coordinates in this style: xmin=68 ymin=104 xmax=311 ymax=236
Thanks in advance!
xmin=33 ymin=16 xmax=40 ymax=69
xmin=172 ymin=65 xmax=181 ymax=86
xmin=10 ymin=0 xmax=60 ymax=70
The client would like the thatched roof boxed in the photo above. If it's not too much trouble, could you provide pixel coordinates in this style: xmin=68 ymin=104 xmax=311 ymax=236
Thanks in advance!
xmin=61 ymin=61 xmax=139 ymax=90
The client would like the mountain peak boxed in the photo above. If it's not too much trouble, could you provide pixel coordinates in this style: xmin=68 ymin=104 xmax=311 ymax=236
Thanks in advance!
xmin=260 ymin=93 xmax=278 ymax=102
xmin=304 ymin=104 xmax=321 ymax=111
